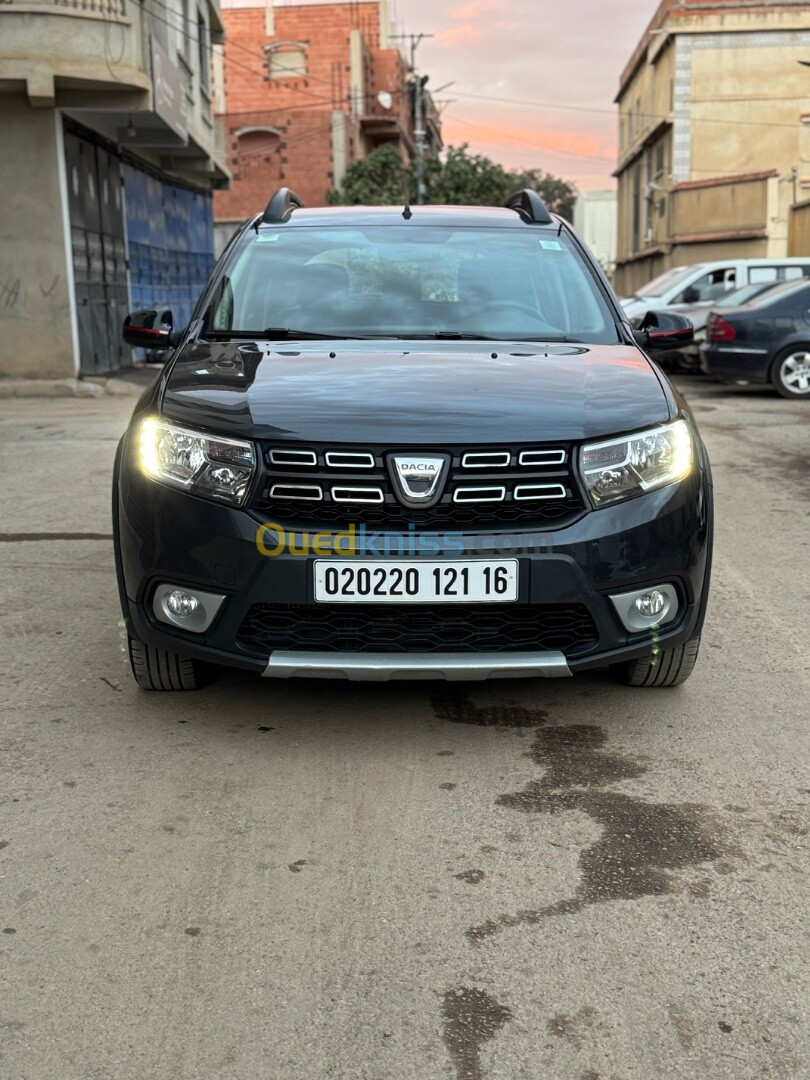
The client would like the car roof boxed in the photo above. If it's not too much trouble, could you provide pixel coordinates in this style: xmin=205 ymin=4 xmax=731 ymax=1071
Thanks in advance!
xmin=255 ymin=204 xmax=564 ymax=230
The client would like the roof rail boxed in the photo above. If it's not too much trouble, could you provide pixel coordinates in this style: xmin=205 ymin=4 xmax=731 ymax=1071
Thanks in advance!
xmin=504 ymin=189 xmax=553 ymax=225
xmin=262 ymin=187 xmax=305 ymax=224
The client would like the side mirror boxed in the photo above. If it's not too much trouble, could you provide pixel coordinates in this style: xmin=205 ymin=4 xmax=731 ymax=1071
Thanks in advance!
xmin=680 ymin=287 xmax=700 ymax=304
xmin=633 ymin=310 xmax=694 ymax=352
xmin=123 ymin=309 xmax=175 ymax=350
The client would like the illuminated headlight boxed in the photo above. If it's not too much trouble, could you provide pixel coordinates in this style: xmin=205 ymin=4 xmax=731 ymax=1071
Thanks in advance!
xmin=580 ymin=419 xmax=692 ymax=508
xmin=140 ymin=417 xmax=256 ymax=506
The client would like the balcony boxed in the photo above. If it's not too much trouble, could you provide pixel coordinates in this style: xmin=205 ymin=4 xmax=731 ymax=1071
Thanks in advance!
xmin=0 ymin=0 xmax=147 ymax=105
xmin=0 ymin=0 xmax=228 ymax=183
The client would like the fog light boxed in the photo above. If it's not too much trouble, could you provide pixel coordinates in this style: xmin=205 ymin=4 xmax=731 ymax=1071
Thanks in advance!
xmin=166 ymin=590 xmax=200 ymax=619
xmin=635 ymin=590 xmax=666 ymax=618
xmin=609 ymin=583 xmax=678 ymax=632
xmin=153 ymin=583 xmax=227 ymax=633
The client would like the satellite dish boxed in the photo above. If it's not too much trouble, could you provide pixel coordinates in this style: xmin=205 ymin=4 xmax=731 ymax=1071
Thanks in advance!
xmin=377 ymin=91 xmax=393 ymax=110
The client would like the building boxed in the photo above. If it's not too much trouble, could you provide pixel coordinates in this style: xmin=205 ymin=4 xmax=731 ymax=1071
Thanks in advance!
xmin=212 ymin=0 xmax=442 ymax=253
xmin=614 ymin=0 xmax=810 ymax=296
xmin=0 ymin=0 xmax=228 ymax=378
xmin=573 ymin=189 xmax=618 ymax=276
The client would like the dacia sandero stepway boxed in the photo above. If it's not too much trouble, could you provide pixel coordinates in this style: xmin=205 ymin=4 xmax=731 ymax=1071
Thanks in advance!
xmin=113 ymin=189 xmax=711 ymax=690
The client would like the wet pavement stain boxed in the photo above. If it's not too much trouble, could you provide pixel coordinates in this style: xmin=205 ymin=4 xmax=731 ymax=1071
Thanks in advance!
xmin=442 ymin=986 xmax=512 ymax=1080
xmin=547 ymin=1006 xmax=598 ymax=1049
xmin=454 ymin=869 xmax=486 ymax=885
xmin=467 ymin=724 xmax=724 ymax=943
xmin=432 ymin=687 xmax=547 ymax=728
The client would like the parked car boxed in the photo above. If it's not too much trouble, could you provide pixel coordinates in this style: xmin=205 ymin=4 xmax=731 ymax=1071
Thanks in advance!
xmin=113 ymin=188 xmax=711 ymax=692
xmin=658 ymin=279 xmax=797 ymax=371
xmin=701 ymin=278 xmax=810 ymax=397
xmin=620 ymin=258 xmax=810 ymax=325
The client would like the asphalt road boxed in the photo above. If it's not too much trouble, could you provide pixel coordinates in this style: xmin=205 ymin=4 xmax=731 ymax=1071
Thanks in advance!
xmin=0 ymin=377 xmax=808 ymax=1080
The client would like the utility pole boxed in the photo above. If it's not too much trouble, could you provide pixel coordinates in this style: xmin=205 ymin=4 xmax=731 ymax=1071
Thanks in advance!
xmin=392 ymin=32 xmax=433 ymax=204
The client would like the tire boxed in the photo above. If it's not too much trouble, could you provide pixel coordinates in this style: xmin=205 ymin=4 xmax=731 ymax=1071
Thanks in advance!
xmin=612 ymin=635 xmax=701 ymax=688
xmin=771 ymin=346 xmax=810 ymax=399
xmin=127 ymin=635 xmax=209 ymax=691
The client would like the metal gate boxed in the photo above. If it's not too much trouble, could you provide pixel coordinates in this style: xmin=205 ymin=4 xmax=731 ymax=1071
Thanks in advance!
xmin=63 ymin=129 xmax=129 ymax=374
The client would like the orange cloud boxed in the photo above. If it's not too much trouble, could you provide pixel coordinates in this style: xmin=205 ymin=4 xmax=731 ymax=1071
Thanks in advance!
xmin=436 ymin=24 xmax=487 ymax=46
xmin=449 ymin=0 xmax=502 ymax=18
xmin=442 ymin=116 xmax=615 ymax=164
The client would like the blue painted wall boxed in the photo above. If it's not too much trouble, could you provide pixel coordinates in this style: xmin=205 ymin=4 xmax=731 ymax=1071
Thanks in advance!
xmin=123 ymin=163 xmax=215 ymax=330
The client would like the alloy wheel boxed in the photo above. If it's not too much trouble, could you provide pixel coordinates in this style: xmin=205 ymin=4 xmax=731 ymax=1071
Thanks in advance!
xmin=779 ymin=350 xmax=810 ymax=395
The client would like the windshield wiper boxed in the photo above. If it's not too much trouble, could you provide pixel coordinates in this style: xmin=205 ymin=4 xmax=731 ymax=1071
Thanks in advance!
xmin=205 ymin=328 xmax=366 ymax=341
xmin=391 ymin=331 xmax=586 ymax=344
xmin=388 ymin=331 xmax=586 ymax=343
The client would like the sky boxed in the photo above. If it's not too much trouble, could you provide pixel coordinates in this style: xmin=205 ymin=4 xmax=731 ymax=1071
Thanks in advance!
xmin=391 ymin=0 xmax=656 ymax=190
xmin=270 ymin=0 xmax=658 ymax=189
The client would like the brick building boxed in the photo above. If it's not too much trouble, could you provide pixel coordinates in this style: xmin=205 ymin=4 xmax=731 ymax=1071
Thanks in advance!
xmin=213 ymin=0 xmax=441 ymax=251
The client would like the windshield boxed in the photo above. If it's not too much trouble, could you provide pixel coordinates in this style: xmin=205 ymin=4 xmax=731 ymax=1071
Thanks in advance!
xmin=718 ymin=282 xmax=777 ymax=307
xmin=205 ymin=224 xmax=620 ymax=344
xmin=743 ymin=279 xmax=810 ymax=308
xmin=636 ymin=265 xmax=696 ymax=299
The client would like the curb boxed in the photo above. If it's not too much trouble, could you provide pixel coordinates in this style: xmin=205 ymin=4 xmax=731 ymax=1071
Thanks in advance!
xmin=0 ymin=377 xmax=147 ymax=400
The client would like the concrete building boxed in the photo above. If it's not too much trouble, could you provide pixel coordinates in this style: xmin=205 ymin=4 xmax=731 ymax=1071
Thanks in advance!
xmin=212 ymin=0 xmax=442 ymax=254
xmin=573 ymin=189 xmax=618 ymax=276
xmin=614 ymin=0 xmax=810 ymax=296
xmin=0 ymin=0 xmax=228 ymax=377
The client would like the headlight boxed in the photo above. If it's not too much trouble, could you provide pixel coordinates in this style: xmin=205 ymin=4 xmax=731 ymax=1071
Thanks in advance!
xmin=580 ymin=419 xmax=692 ymax=507
xmin=139 ymin=417 xmax=256 ymax=506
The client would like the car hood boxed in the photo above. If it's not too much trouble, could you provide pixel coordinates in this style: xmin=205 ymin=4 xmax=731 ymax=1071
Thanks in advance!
xmin=160 ymin=339 xmax=672 ymax=444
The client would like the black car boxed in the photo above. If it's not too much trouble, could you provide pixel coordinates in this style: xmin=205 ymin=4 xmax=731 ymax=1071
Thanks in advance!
xmin=113 ymin=188 xmax=711 ymax=691
xmin=702 ymin=278 xmax=810 ymax=398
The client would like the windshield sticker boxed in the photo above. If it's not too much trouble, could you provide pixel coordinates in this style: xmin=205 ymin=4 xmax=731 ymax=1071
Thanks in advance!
xmin=539 ymin=239 xmax=563 ymax=251
xmin=256 ymin=233 xmax=281 ymax=243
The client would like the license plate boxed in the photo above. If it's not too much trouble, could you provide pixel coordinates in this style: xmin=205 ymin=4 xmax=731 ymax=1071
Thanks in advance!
xmin=313 ymin=560 xmax=518 ymax=603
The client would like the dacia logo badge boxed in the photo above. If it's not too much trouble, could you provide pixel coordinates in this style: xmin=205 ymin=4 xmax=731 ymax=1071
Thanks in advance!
xmin=388 ymin=453 xmax=449 ymax=507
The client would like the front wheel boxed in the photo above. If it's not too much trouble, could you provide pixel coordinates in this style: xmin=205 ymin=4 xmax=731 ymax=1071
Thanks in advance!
xmin=127 ymin=635 xmax=210 ymax=690
xmin=611 ymin=636 xmax=701 ymax=688
xmin=771 ymin=346 xmax=810 ymax=399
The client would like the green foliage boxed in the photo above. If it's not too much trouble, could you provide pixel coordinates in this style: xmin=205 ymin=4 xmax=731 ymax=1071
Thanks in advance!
xmin=327 ymin=142 xmax=578 ymax=221
xmin=326 ymin=143 xmax=411 ymax=206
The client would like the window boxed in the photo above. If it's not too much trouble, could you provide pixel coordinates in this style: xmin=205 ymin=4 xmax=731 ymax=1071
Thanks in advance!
xmin=749 ymin=267 xmax=778 ymax=284
xmin=197 ymin=11 xmax=209 ymax=92
xmin=207 ymin=226 xmax=620 ymax=344
xmin=266 ymin=42 xmax=307 ymax=80
xmin=654 ymin=141 xmax=665 ymax=177
xmin=673 ymin=267 xmax=736 ymax=304
xmin=181 ymin=0 xmax=190 ymax=58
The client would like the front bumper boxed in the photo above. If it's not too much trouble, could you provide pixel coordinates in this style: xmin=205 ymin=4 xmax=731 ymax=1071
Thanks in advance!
xmin=114 ymin=452 xmax=712 ymax=681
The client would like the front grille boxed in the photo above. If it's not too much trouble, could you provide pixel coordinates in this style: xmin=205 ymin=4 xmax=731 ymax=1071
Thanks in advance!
xmin=250 ymin=442 xmax=585 ymax=529
xmin=237 ymin=604 xmax=599 ymax=655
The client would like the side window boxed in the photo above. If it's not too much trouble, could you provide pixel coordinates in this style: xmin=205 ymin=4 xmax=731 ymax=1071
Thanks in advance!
xmin=782 ymin=267 xmax=804 ymax=282
xmin=749 ymin=266 xmax=778 ymax=284
xmin=673 ymin=268 xmax=736 ymax=304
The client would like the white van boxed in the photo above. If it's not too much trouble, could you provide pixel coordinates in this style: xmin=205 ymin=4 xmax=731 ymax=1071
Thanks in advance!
xmin=620 ymin=258 xmax=810 ymax=323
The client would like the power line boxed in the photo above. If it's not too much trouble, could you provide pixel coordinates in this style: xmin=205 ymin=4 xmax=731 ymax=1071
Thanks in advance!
xmin=451 ymin=90 xmax=805 ymax=132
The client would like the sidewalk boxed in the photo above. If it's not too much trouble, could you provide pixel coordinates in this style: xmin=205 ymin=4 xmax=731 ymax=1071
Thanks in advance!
xmin=0 ymin=365 xmax=160 ymax=399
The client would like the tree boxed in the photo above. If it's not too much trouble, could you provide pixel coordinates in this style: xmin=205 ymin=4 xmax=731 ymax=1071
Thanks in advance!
xmin=326 ymin=143 xmax=578 ymax=221
xmin=326 ymin=143 xmax=411 ymax=206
